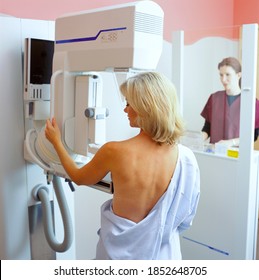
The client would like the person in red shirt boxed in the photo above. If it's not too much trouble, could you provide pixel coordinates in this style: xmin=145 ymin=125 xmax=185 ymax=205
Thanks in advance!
xmin=201 ymin=57 xmax=259 ymax=145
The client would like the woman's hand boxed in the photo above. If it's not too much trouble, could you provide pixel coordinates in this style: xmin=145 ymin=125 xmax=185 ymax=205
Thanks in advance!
xmin=217 ymin=138 xmax=239 ymax=146
xmin=44 ymin=117 xmax=110 ymax=186
xmin=45 ymin=117 xmax=61 ymax=147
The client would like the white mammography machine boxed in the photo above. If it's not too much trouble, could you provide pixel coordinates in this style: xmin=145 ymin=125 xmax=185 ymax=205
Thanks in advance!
xmin=25 ymin=0 xmax=163 ymax=188
xmin=23 ymin=1 xmax=164 ymax=253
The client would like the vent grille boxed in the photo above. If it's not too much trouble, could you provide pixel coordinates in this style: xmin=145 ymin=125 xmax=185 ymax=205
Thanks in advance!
xmin=135 ymin=12 xmax=163 ymax=36
xmin=31 ymin=88 xmax=43 ymax=99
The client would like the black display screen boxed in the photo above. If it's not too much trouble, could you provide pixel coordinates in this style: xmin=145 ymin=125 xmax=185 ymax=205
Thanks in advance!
xmin=30 ymin=39 xmax=54 ymax=84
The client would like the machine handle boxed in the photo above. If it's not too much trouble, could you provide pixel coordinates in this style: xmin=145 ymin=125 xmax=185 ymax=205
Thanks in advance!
xmin=50 ymin=70 xmax=63 ymax=119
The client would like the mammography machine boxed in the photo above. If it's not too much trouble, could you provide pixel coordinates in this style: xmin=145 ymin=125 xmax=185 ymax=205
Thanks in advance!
xmin=23 ymin=0 xmax=164 ymax=256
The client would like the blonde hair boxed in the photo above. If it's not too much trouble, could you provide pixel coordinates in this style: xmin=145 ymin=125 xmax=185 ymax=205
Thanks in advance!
xmin=120 ymin=72 xmax=185 ymax=145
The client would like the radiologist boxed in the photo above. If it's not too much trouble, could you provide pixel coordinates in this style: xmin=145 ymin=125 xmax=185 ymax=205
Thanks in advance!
xmin=201 ymin=57 xmax=259 ymax=145
xmin=45 ymin=71 xmax=200 ymax=260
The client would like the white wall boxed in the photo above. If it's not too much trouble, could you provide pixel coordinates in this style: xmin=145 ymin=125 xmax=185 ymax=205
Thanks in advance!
xmin=0 ymin=16 xmax=74 ymax=260
xmin=0 ymin=16 xmax=57 ymax=259
xmin=0 ymin=16 xmax=29 ymax=259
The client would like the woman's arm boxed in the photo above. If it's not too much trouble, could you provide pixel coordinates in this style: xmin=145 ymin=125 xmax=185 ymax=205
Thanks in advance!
xmin=45 ymin=118 xmax=111 ymax=186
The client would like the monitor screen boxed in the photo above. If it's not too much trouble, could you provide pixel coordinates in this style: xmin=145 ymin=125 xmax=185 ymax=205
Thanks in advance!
xmin=30 ymin=39 xmax=54 ymax=84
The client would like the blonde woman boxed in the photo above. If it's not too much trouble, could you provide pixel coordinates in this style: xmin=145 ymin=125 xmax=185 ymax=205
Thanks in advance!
xmin=45 ymin=72 xmax=200 ymax=260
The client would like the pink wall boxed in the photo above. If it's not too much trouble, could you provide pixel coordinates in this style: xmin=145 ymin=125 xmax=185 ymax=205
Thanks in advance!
xmin=2 ymin=0 xmax=259 ymax=42
xmin=234 ymin=0 xmax=259 ymax=25
xmin=1 ymin=0 xmax=235 ymax=42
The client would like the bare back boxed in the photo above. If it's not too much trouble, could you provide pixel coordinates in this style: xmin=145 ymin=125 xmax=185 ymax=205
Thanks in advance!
xmin=108 ymin=131 xmax=179 ymax=223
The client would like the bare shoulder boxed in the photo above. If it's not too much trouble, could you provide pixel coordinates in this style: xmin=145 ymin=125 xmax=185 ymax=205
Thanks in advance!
xmin=100 ymin=140 xmax=126 ymax=153
xmin=102 ymin=137 xmax=135 ymax=151
xmin=96 ymin=139 xmax=131 ymax=161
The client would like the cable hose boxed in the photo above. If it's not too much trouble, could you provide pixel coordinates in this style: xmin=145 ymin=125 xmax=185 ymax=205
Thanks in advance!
xmin=36 ymin=175 xmax=73 ymax=252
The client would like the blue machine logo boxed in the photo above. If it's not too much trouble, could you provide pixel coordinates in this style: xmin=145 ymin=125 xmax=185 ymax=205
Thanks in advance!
xmin=56 ymin=27 xmax=127 ymax=44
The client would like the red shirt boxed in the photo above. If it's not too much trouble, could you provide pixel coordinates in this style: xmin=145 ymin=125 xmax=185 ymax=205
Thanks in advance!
xmin=201 ymin=91 xmax=259 ymax=143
